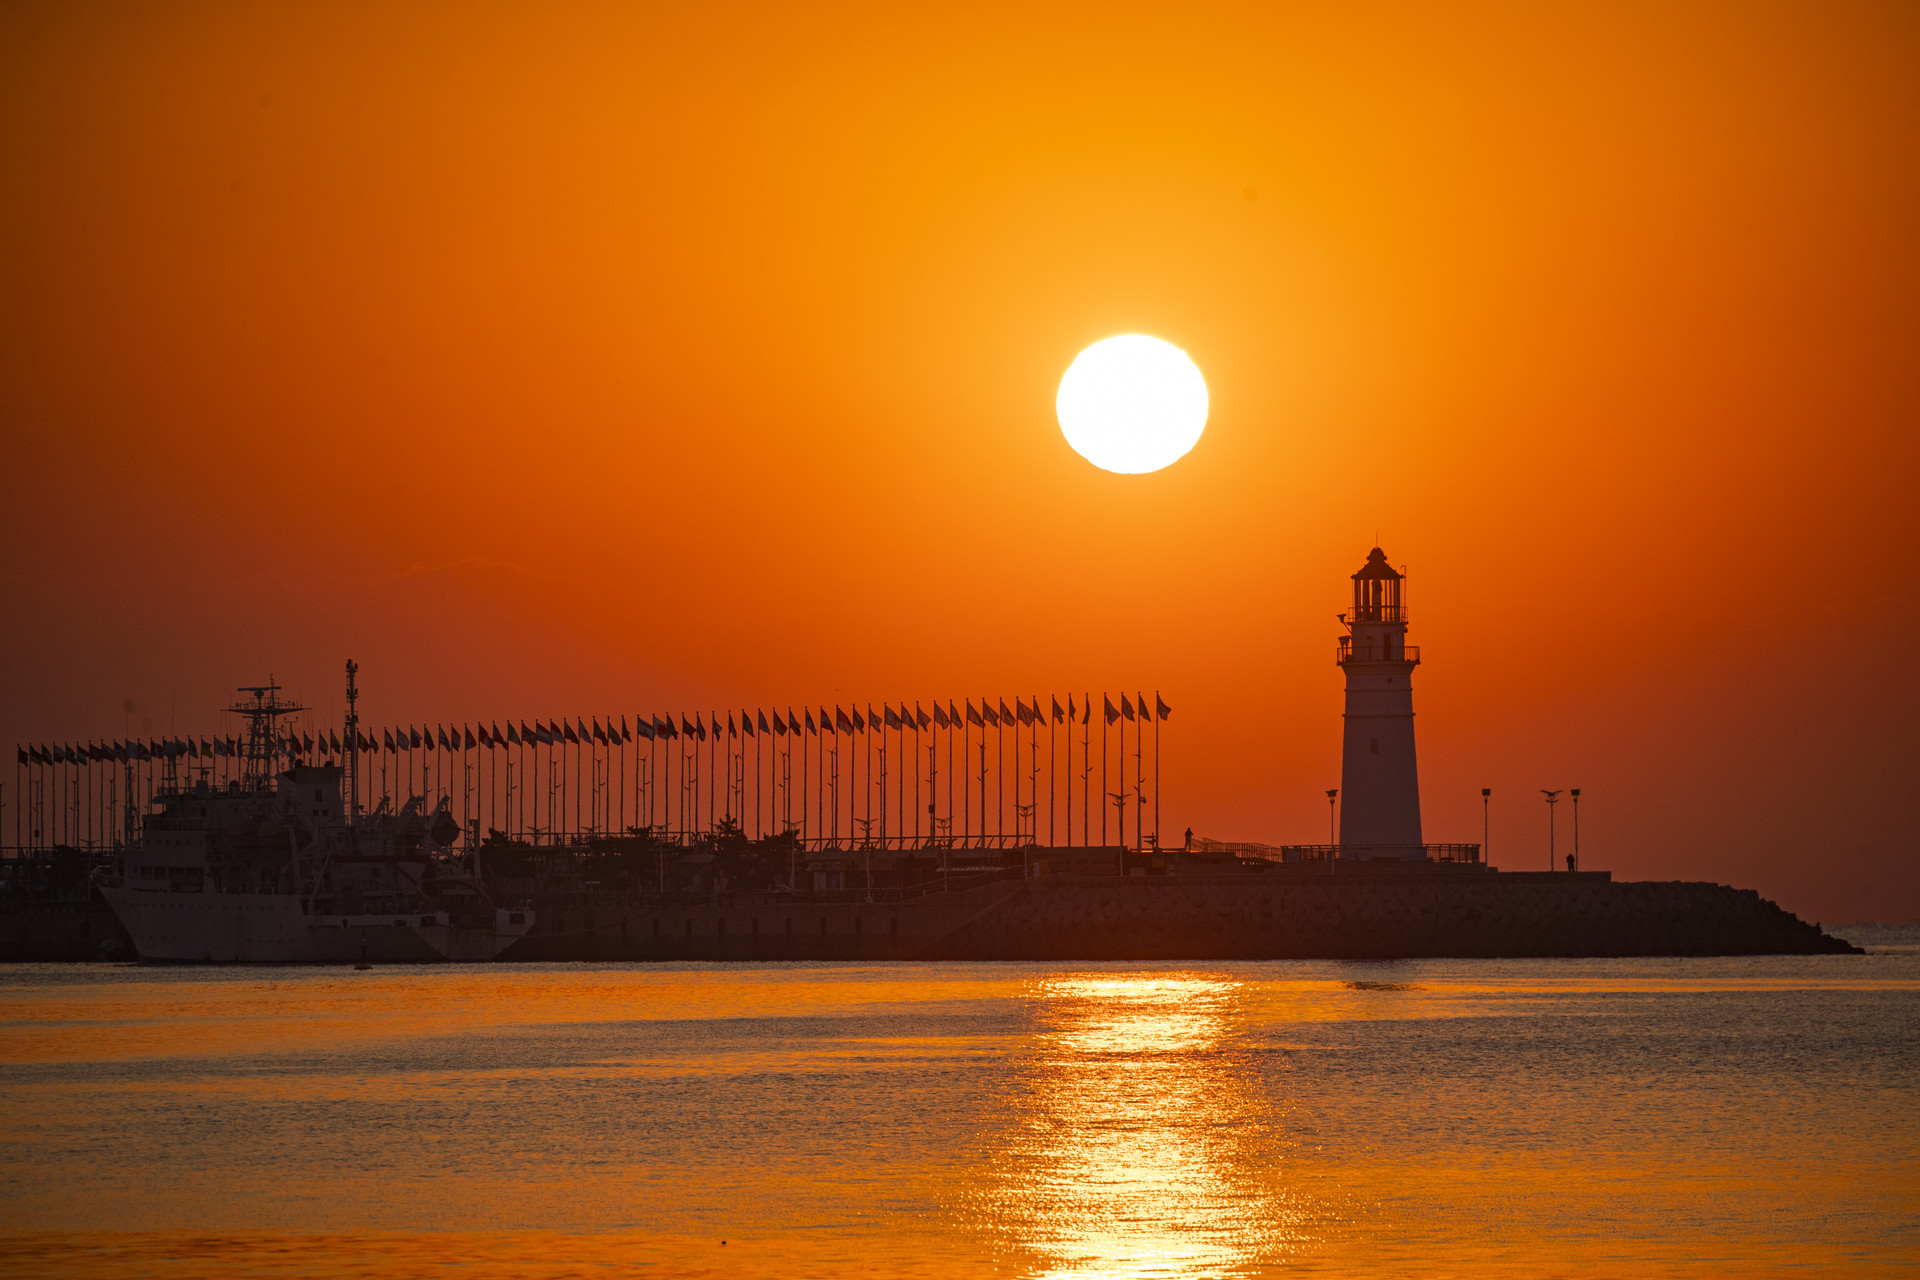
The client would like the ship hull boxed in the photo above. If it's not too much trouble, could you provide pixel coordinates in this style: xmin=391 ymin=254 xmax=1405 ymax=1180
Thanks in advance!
xmin=99 ymin=885 xmax=531 ymax=963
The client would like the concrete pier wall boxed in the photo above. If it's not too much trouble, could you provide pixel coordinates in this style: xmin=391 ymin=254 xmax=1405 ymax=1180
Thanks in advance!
xmin=499 ymin=872 xmax=1858 ymax=961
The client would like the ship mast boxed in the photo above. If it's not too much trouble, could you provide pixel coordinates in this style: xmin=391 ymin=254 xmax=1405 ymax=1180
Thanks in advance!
xmin=344 ymin=659 xmax=360 ymax=826
xmin=230 ymin=680 xmax=305 ymax=789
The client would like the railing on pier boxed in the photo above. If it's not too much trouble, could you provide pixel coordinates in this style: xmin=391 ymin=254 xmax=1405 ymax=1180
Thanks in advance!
xmin=1276 ymin=843 xmax=1480 ymax=863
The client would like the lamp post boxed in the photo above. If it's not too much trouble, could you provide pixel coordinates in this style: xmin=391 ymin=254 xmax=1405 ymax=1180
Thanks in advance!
xmin=1540 ymin=790 xmax=1561 ymax=871
xmin=1481 ymin=787 xmax=1491 ymax=864
xmin=1570 ymin=788 xmax=1580 ymax=871
xmin=1325 ymin=788 xmax=1338 ymax=850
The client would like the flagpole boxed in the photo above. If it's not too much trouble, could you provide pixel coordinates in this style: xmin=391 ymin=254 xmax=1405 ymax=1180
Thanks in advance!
xmin=1100 ymin=695 xmax=1107 ymax=847
xmin=1082 ymin=694 xmax=1090 ymax=848
xmin=1154 ymin=693 xmax=1162 ymax=852
xmin=1121 ymin=706 xmax=1136 ymax=855
xmin=961 ymin=707 xmax=969 ymax=848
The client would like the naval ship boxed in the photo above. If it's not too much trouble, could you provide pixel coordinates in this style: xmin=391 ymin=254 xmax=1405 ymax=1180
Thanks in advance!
xmin=95 ymin=678 xmax=532 ymax=963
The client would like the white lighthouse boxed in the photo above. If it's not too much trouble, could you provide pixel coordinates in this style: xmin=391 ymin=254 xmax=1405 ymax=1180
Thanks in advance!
xmin=1336 ymin=547 xmax=1425 ymax=858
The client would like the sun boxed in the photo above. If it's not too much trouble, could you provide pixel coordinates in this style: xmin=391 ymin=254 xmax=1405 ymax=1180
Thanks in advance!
xmin=1056 ymin=335 xmax=1208 ymax=474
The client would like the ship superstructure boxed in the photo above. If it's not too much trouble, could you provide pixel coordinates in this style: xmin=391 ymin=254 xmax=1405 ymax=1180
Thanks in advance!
xmin=96 ymin=675 xmax=532 ymax=963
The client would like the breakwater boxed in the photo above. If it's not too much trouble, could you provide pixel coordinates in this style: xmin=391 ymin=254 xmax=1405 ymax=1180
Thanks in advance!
xmin=500 ymin=868 xmax=1859 ymax=961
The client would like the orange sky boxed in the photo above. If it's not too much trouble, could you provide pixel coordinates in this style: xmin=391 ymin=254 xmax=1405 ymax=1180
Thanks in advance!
xmin=2 ymin=1 xmax=1916 ymax=922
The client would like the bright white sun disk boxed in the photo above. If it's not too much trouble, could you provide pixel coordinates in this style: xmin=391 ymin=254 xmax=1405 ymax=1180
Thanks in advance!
xmin=1056 ymin=335 xmax=1208 ymax=474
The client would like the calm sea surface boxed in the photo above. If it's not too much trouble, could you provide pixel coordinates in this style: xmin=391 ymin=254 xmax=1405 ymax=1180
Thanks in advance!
xmin=2 ymin=933 xmax=1916 ymax=1278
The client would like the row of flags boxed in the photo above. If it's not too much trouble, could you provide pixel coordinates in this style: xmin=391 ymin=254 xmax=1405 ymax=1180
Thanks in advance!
xmin=19 ymin=738 xmax=231 ymax=765
xmin=14 ymin=694 xmax=1173 ymax=769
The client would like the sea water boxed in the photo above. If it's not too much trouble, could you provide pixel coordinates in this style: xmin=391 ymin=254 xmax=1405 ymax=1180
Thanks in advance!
xmin=1 ymin=933 xmax=1915 ymax=1277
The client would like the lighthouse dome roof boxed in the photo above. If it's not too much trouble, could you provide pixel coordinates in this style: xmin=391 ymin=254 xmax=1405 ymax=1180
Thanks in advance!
xmin=1352 ymin=547 xmax=1403 ymax=580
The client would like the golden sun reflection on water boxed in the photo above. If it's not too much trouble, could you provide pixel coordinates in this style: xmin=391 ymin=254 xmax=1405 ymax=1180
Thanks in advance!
xmin=982 ymin=973 xmax=1308 ymax=1278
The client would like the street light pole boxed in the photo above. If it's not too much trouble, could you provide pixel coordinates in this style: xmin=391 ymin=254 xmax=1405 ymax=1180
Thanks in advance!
xmin=1482 ymin=787 xmax=1491 ymax=865
xmin=1325 ymin=788 xmax=1338 ymax=850
xmin=1540 ymin=790 xmax=1562 ymax=871
xmin=1570 ymin=788 xmax=1580 ymax=871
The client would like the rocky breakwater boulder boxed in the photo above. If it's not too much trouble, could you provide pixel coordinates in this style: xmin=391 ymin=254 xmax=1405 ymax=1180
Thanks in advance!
xmin=931 ymin=872 xmax=1862 ymax=961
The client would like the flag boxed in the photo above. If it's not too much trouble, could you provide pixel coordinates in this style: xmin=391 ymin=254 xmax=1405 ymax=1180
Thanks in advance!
xmin=558 ymin=720 xmax=575 ymax=745
xmin=634 ymin=716 xmax=654 ymax=741
xmin=588 ymin=718 xmax=603 ymax=744
xmin=1156 ymin=693 xmax=1172 ymax=720
xmin=618 ymin=716 xmax=631 ymax=743
xmin=933 ymin=702 xmax=950 ymax=729
xmin=1052 ymin=696 xmax=1065 ymax=723
xmin=696 ymin=716 xmax=708 ymax=741
xmin=1104 ymin=695 xmax=1119 ymax=725
xmin=432 ymin=726 xmax=445 ymax=750
xmin=856 ymin=706 xmax=870 ymax=732
xmin=771 ymin=710 xmax=786 ymax=737
xmin=884 ymin=704 xmax=901 ymax=730
xmin=834 ymin=707 xmax=852 ymax=734
xmin=578 ymin=717 xmax=593 ymax=743
xmin=1068 ymin=694 xmax=1077 ymax=724
xmin=788 ymin=709 xmax=802 ymax=735
xmin=807 ymin=708 xmax=819 ymax=734
xmin=999 ymin=698 xmax=1014 ymax=726
xmin=966 ymin=700 xmax=983 ymax=727
xmin=1122 ymin=695 xmax=1136 ymax=722
xmin=1137 ymin=692 xmax=1150 ymax=723
xmin=757 ymin=710 xmax=770 ymax=735
xmin=1016 ymin=698 xmax=1032 ymax=726
xmin=916 ymin=704 xmax=931 ymax=730
xmin=404 ymin=727 xmax=418 ymax=749
xmin=14 ymin=747 xmax=24 ymax=766
xmin=727 ymin=713 xmax=738 ymax=737
xmin=384 ymin=729 xmax=396 ymax=752
xmin=462 ymin=726 xmax=475 ymax=749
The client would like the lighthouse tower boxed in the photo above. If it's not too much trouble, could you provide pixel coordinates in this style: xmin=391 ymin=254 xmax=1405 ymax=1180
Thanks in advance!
xmin=1337 ymin=548 xmax=1425 ymax=858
